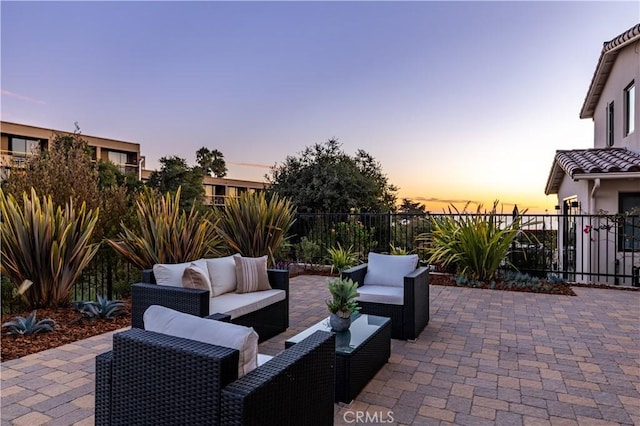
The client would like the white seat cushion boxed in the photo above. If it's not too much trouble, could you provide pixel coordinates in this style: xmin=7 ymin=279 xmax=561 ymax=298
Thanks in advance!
xmin=143 ymin=305 xmax=258 ymax=377
xmin=206 ymin=254 xmax=240 ymax=297
xmin=363 ymin=253 xmax=419 ymax=287
xmin=153 ymin=259 xmax=208 ymax=288
xmin=210 ymin=289 xmax=285 ymax=320
xmin=257 ymin=353 xmax=273 ymax=366
xmin=356 ymin=285 xmax=404 ymax=305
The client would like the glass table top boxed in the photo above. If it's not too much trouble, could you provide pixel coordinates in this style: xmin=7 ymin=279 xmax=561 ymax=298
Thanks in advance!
xmin=286 ymin=314 xmax=389 ymax=354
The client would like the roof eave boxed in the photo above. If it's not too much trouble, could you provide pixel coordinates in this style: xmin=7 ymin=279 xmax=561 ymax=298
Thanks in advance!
xmin=579 ymin=24 xmax=640 ymax=119
xmin=572 ymin=171 xmax=640 ymax=180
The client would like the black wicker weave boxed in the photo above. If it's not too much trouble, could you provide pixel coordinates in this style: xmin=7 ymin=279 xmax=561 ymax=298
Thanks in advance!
xmin=131 ymin=268 xmax=289 ymax=342
xmin=285 ymin=315 xmax=391 ymax=404
xmin=95 ymin=327 xmax=335 ymax=426
xmin=341 ymin=264 xmax=429 ymax=340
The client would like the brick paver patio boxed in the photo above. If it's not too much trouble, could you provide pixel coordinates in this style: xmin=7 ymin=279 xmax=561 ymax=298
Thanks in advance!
xmin=1 ymin=275 xmax=639 ymax=425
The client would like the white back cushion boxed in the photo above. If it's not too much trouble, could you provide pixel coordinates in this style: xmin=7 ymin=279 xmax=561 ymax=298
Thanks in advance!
xmin=206 ymin=254 xmax=240 ymax=297
xmin=153 ymin=259 xmax=207 ymax=288
xmin=143 ymin=305 xmax=258 ymax=377
xmin=363 ymin=253 xmax=419 ymax=287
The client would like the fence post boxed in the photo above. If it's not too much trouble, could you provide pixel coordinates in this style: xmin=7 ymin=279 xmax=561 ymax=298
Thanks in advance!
xmin=107 ymin=255 xmax=113 ymax=300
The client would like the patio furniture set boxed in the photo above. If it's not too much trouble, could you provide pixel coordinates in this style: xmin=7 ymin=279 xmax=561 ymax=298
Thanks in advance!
xmin=95 ymin=253 xmax=430 ymax=425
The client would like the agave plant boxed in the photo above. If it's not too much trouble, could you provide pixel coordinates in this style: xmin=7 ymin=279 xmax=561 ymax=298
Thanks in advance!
xmin=2 ymin=311 xmax=55 ymax=335
xmin=73 ymin=295 xmax=127 ymax=320
xmin=214 ymin=192 xmax=296 ymax=266
xmin=0 ymin=188 xmax=100 ymax=309
xmin=107 ymin=187 xmax=224 ymax=269
xmin=326 ymin=243 xmax=359 ymax=274
xmin=426 ymin=201 xmax=527 ymax=281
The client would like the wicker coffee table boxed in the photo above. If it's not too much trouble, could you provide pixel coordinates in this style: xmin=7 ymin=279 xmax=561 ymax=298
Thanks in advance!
xmin=285 ymin=314 xmax=391 ymax=403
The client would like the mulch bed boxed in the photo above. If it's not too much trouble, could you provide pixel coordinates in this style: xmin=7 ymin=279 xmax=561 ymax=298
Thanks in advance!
xmin=1 ymin=298 xmax=131 ymax=363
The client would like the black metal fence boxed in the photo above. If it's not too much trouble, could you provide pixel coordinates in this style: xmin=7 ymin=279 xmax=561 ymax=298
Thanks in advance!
xmin=65 ymin=211 xmax=638 ymax=302
xmin=289 ymin=212 xmax=640 ymax=286
xmin=72 ymin=247 xmax=139 ymax=301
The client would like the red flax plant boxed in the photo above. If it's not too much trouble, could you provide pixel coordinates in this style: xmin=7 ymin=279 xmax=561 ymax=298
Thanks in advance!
xmin=0 ymin=188 xmax=100 ymax=309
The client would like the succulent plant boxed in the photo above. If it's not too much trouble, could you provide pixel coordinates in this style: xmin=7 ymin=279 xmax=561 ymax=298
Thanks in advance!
xmin=2 ymin=310 xmax=55 ymax=335
xmin=73 ymin=295 xmax=126 ymax=320
xmin=326 ymin=278 xmax=360 ymax=319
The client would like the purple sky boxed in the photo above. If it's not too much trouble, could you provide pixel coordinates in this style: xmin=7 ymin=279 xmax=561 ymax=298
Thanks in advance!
xmin=2 ymin=1 xmax=638 ymax=213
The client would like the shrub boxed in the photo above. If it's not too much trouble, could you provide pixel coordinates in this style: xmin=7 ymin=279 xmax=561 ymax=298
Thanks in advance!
xmin=107 ymin=187 xmax=223 ymax=269
xmin=2 ymin=311 xmax=55 ymax=335
xmin=426 ymin=201 xmax=524 ymax=281
xmin=296 ymin=236 xmax=322 ymax=264
xmin=0 ymin=188 xmax=100 ymax=309
xmin=215 ymin=192 xmax=296 ymax=266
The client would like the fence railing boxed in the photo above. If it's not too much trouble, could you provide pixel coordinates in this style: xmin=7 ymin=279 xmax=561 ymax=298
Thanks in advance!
xmin=72 ymin=247 xmax=139 ymax=301
xmin=67 ymin=211 xmax=638 ymax=300
xmin=289 ymin=212 xmax=640 ymax=286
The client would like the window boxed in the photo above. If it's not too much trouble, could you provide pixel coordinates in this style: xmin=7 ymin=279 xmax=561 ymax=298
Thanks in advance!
xmin=624 ymin=81 xmax=635 ymax=136
xmin=107 ymin=150 xmax=136 ymax=173
xmin=9 ymin=137 xmax=41 ymax=165
xmin=108 ymin=151 xmax=129 ymax=165
xmin=618 ymin=192 xmax=640 ymax=251
xmin=9 ymin=137 xmax=41 ymax=156
xmin=606 ymin=102 xmax=614 ymax=146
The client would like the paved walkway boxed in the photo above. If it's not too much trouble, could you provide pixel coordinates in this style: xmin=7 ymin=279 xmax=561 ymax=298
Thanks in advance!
xmin=1 ymin=276 xmax=639 ymax=425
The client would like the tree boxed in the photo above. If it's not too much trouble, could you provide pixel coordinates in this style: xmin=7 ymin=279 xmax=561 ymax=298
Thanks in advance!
xmin=2 ymin=132 xmax=100 ymax=212
xmin=266 ymin=139 xmax=397 ymax=213
xmin=399 ymin=198 xmax=426 ymax=214
xmin=147 ymin=156 xmax=204 ymax=210
xmin=196 ymin=147 xmax=227 ymax=178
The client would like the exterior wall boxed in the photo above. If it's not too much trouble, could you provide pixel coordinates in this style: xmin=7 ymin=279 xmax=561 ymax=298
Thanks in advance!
xmin=556 ymin=176 xmax=639 ymax=285
xmin=592 ymin=42 xmax=640 ymax=150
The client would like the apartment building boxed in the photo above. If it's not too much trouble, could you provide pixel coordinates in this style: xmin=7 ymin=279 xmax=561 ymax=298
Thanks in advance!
xmin=2 ymin=121 xmax=266 ymax=206
xmin=1 ymin=121 xmax=143 ymax=178
xmin=139 ymin=169 xmax=265 ymax=206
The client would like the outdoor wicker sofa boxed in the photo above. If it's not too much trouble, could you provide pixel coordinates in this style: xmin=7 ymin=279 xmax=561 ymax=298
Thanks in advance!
xmin=131 ymin=268 xmax=289 ymax=342
xmin=341 ymin=254 xmax=429 ymax=340
xmin=95 ymin=325 xmax=335 ymax=425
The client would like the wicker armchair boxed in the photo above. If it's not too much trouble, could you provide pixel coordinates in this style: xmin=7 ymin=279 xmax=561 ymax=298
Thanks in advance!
xmin=131 ymin=269 xmax=289 ymax=342
xmin=95 ymin=327 xmax=335 ymax=426
xmin=341 ymin=264 xmax=429 ymax=340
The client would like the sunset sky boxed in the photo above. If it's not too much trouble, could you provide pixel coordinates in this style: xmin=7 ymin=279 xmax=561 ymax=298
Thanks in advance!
xmin=2 ymin=1 xmax=638 ymax=213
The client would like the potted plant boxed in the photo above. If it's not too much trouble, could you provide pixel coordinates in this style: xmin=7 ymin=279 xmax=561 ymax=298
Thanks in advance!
xmin=326 ymin=277 xmax=360 ymax=331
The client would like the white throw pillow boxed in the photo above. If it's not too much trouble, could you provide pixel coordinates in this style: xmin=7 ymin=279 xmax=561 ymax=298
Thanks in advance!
xmin=206 ymin=254 xmax=241 ymax=297
xmin=153 ymin=259 xmax=207 ymax=288
xmin=143 ymin=305 xmax=258 ymax=377
xmin=363 ymin=252 xmax=419 ymax=287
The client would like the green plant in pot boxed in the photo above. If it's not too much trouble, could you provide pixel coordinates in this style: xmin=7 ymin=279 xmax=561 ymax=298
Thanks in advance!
xmin=326 ymin=277 xmax=360 ymax=332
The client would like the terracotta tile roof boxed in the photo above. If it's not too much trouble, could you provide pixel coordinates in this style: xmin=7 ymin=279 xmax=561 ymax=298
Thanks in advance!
xmin=580 ymin=23 xmax=640 ymax=119
xmin=545 ymin=147 xmax=640 ymax=194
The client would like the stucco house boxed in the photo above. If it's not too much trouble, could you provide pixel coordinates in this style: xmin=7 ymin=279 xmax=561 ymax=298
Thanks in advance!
xmin=545 ymin=23 xmax=640 ymax=286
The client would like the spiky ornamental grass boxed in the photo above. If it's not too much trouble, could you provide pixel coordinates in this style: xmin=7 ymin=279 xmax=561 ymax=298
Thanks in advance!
xmin=0 ymin=188 xmax=100 ymax=309
xmin=214 ymin=192 xmax=296 ymax=266
xmin=107 ymin=187 xmax=224 ymax=269
xmin=327 ymin=243 xmax=359 ymax=274
xmin=426 ymin=201 xmax=528 ymax=281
